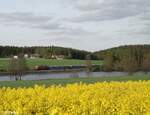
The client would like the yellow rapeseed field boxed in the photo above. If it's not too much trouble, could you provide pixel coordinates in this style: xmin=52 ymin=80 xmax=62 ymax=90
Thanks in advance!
xmin=0 ymin=81 xmax=150 ymax=115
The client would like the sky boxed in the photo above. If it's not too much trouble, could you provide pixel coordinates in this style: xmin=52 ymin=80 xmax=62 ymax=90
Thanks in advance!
xmin=0 ymin=0 xmax=150 ymax=51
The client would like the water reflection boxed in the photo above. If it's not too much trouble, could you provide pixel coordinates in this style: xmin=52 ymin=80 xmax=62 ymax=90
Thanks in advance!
xmin=0 ymin=71 xmax=130 ymax=81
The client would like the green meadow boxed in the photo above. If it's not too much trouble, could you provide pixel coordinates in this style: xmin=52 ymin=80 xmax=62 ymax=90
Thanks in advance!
xmin=0 ymin=58 xmax=102 ymax=71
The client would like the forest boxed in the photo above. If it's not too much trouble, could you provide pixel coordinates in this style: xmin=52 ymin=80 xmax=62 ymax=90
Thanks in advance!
xmin=94 ymin=45 xmax=150 ymax=73
xmin=0 ymin=46 xmax=98 ymax=60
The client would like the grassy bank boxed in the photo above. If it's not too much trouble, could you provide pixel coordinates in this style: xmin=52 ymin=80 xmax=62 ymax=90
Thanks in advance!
xmin=0 ymin=75 xmax=150 ymax=88
xmin=0 ymin=58 xmax=102 ymax=71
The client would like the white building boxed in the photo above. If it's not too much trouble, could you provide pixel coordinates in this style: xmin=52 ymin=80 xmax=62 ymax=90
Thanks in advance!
xmin=24 ymin=54 xmax=29 ymax=58
xmin=13 ymin=56 xmax=18 ymax=59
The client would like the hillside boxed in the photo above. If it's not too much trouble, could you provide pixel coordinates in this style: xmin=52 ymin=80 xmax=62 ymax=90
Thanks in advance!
xmin=94 ymin=45 xmax=150 ymax=60
xmin=93 ymin=45 xmax=150 ymax=72
xmin=0 ymin=46 xmax=98 ymax=60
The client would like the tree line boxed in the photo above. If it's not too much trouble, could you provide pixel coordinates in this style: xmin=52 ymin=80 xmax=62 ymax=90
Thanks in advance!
xmin=94 ymin=45 xmax=150 ymax=74
xmin=0 ymin=46 xmax=98 ymax=60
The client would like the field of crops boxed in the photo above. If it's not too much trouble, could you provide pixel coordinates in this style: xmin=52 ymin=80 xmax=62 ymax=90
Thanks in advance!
xmin=1 ymin=81 xmax=150 ymax=114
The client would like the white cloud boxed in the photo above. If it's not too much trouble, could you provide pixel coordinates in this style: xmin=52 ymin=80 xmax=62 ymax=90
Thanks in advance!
xmin=0 ymin=12 xmax=61 ymax=30
xmin=68 ymin=0 xmax=150 ymax=22
xmin=0 ymin=0 xmax=149 ymax=51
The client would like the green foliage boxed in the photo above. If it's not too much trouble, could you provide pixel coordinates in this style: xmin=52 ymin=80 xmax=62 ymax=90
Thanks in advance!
xmin=35 ymin=47 xmax=50 ymax=58
xmin=95 ymin=45 xmax=150 ymax=73
xmin=120 ymin=49 xmax=139 ymax=74
xmin=142 ymin=54 xmax=150 ymax=73
xmin=103 ymin=52 xmax=114 ymax=71
xmin=0 ymin=46 xmax=98 ymax=60
xmin=94 ymin=45 xmax=150 ymax=60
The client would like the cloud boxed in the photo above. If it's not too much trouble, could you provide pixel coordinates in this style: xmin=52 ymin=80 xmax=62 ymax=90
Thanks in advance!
xmin=0 ymin=12 xmax=91 ymax=35
xmin=46 ymin=27 xmax=93 ymax=37
xmin=0 ymin=0 xmax=149 ymax=51
xmin=68 ymin=0 xmax=150 ymax=22
xmin=0 ymin=12 xmax=61 ymax=30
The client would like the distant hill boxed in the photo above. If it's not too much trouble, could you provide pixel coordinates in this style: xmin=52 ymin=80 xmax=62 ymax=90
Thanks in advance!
xmin=94 ymin=45 xmax=150 ymax=60
xmin=93 ymin=45 xmax=150 ymax=72
xmin=1 ymin=45 xmax=149 ymax=60
xmin=0 ymin=46 xmax=98 ymax=60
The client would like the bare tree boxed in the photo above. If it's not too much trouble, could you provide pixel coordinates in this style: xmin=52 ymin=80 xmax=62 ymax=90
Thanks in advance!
xmin=85 ymin=55 xmax=92 ymax=77
xmin=17 ymin=54 xmax=28 ymax=80
xmin=9 ymin=57 xmax=18 ymax=80
xmin=9 ymin=54 xmax=28 ymax=80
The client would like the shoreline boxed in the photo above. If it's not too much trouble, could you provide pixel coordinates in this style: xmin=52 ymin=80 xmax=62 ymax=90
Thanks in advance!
xmin=0 ymin=69 xmax=85 ymax=76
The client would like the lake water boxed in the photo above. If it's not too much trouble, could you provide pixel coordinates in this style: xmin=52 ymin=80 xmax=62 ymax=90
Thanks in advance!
xmin=0 ymin=71 xmax=131 ymax=81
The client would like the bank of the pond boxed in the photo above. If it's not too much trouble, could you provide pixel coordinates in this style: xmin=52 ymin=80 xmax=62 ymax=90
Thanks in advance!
xmin=0 ymin=74 xmax=150 ymax=88
xmin=0 ymin=71 xmax=130 ymax=81
xmin=0 ymin=69 xmax=84 ymax=76
xmin=0 ymin=58 xmax=103 ymax=71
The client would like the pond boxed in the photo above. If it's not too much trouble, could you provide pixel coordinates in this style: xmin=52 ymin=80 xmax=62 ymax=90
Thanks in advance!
xmin=0 ymin=71 xmax=131 ymax=81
